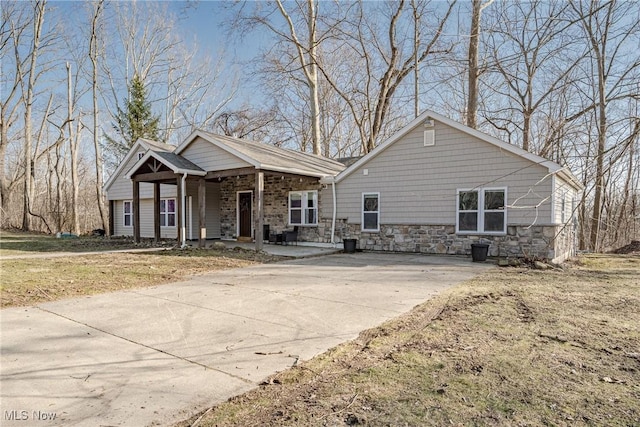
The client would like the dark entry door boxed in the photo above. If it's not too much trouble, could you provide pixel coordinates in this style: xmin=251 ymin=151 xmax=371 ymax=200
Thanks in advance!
xmin=238 ymin=192 xmax=252 ymax=238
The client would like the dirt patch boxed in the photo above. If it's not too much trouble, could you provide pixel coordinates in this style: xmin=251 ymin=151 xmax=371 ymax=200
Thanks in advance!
xmin=175 ymin=255 xmax=640 ymax=427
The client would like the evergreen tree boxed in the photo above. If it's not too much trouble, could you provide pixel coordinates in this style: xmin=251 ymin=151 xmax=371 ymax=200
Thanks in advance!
xmin=106 ymin=74 xmax=160 ymax=158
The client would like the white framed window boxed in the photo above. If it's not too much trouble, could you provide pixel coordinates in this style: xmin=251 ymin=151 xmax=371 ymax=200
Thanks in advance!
xmin=362 ymin=192 xmax=380 ymax=232
xmin=289 ymin=191 xmax=317 ymax=225
xmin=561 ymin=193 xmax=567 ymax=223
xmin=123 ymin=200 xmax=133 ymax=227
xmin=160 ymin=198 xmax=176 ymax=227
xmin=456 ymin=188 xmax=507 ymax=234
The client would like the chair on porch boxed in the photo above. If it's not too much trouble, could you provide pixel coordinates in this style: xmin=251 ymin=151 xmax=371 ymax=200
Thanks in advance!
xmin=282 ymin=226 xmax=299 ymax=245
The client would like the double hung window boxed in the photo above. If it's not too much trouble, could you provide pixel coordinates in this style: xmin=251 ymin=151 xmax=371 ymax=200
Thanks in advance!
xmin=160 ymin=199 xmax=176 ymax=227
xmin=457 ymin=188 xmax=506 ymax=234
xmin=289 ymin=191 xmax=317 ymax=225
xmin=362 ymin=193 xmax=380 ymax=232
xmin=123 ymin=201 xmax=133 ymax=227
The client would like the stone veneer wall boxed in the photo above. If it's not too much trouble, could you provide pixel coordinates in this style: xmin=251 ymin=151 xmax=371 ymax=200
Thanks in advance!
xmin=308 ymin=218 xmax=573 ymax=261
xmin=550 ymin=220 xmax=577 ymax=263
xmin=219 ymin=174 xmax=322 ymax=240
xmin=217 ymin=174 xmax=576 ymax=262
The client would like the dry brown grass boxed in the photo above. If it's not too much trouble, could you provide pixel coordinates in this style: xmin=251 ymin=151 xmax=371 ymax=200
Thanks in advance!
xmin=177 ymin=254 xmax=640 ymax=427
xmin=0 ymin=230 xmax=145 ymax=256
xmin=0 ymin=249 xmax=281 ymax=308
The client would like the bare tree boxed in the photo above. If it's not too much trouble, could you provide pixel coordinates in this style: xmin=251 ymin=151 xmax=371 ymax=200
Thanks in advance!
xmin=99 ymin=1 xmax=236 ymax=158
xmin=66 ymin=62 xmax=80 ymax=234
xmin=20 ymin=0 xmax=47 ymax=230
xmin=570 ymin=0 xmax=640 ymax=251
xmin=485 ymin=0 xmax=583 ymax=152
xmin=466 ymin=0 xmax=498 ymax=129
xmin=320 ymin=0 xmax=456 ymax=153
xmin=0 ymin=2 xmax=32 ymax=226
xmin=211 ymin=107 xmax=278 ymax=141
xmin=230 ymin=0 xmax=324 ymax=155
xmin=88 ymin=0 xmax=108 ymax=233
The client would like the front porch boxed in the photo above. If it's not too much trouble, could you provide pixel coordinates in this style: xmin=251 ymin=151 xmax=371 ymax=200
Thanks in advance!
xmin=127 ymin=155 xmax=326 ymax=251
xmin=118 ymin=132 xmax=346 ymax=251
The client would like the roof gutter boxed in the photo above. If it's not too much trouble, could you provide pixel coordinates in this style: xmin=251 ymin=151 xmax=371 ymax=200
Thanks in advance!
xmin=180 ymin=173 xmax=187 ymax=249
xmin=320 ymin=176 xmax=337 ymax=245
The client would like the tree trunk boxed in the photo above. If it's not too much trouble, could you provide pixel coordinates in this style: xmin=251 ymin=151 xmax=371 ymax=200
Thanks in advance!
xmin=307 ymin=0 xmax=321 ymax=156
xmin=588 ymin=20 xmax=608 ymax=252
xmin=0 ymin=125 xmax=9 ymax=227
xmin=22 ymin=1 xmax=46 ymax=230
xmin=90 ymin=0 xmax=109 ymax=233
xmin=67 ymin=62 xmax=80 ymax=235
xmin=467 ymin=0 xmax=481 ymax=129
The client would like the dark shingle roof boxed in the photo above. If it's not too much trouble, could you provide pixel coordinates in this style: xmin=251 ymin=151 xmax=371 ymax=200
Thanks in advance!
xmin=152 ymin=151 xmax=205 ymax=174
xmin=197 ymin=131 xmax=345 ymax=177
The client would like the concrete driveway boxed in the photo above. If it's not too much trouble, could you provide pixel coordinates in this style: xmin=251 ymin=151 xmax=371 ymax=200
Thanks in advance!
xmin=0 ymin=253 xmax=490 ymax=426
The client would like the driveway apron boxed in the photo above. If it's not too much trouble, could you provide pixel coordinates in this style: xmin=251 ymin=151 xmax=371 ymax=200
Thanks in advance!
xmin=0 ymin=253 xmax=490 ymax=426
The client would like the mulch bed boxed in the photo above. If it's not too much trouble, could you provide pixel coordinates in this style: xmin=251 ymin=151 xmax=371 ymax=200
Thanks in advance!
xmin=610 ymin=240 xmax=640 ymax=254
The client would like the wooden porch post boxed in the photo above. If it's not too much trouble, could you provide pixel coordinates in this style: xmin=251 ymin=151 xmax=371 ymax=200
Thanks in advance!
xmin=176 ymin=175 xmax=182 ymax=244
xmin=198 ymin=178 xmax=206 ymax=248
xmin=133 ymin=180 xmax=140 ymax=243
xmin=255 ymin=170 xmax=264 ymax=251
xmin=108 ymin=200 xmax=115 ymax=236
xmin=153 ymin=182 xmax=161 ymax=243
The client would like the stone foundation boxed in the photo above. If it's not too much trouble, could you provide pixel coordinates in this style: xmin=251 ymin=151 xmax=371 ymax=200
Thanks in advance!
xmin=307 ymin=219 xmax=573 ymax=261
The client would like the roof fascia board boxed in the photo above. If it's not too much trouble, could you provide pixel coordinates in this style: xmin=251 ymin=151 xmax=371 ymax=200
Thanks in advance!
xmin=255 ymin=164 xmax=326 ymax=178
xmin=555 ymin=168 xmax=584 ymax=191
xmin=125 ymin=151 xmax=205 ymax=179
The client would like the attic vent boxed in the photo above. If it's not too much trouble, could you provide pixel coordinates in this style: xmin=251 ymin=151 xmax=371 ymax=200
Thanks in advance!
xmin=424 ymin=129 xmax=435 ymax=147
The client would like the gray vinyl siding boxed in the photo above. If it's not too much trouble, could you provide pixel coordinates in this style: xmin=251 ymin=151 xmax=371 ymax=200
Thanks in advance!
xmin=335 ymin=121 xmax=554 ymax=227
xmin=180 ymin=136 xmax=251 ymax=171
xmin=113 ymin=182 xmax=222 ymax=239
xmin=185 ymin=181 xmax=221 ymax=239
xmin=552 ymin=176 xmax=578 ymax=225
xmin=319 ymin=186 xmax=334 ymax=220
xmin=113 ymin=199 xmax=177 ymax=239
xmin=107 ymin=149 xmax=177 ymax=201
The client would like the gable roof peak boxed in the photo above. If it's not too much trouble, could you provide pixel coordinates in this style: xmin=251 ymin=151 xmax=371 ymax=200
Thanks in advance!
xmin=334 ymin=110 xmax=580 ymax=189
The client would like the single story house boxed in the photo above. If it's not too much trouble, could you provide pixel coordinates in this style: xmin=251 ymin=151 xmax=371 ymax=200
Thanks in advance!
xmin=105 ymin=110 xmax=582 ymax=263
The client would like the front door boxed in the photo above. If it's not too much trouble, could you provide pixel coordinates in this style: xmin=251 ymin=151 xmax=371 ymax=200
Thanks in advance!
xmin=238 ymin=191 xmax=253 ymax=238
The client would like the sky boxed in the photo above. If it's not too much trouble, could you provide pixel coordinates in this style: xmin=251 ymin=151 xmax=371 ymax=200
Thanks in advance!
xmin=169 ymin=1 xmax=263 ymax=61
xmin=48 ymin=0 xmax=269 ymax=106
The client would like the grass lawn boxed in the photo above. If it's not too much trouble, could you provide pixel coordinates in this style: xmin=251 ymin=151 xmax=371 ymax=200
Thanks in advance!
xmin=0 ymin=230 xmax=145 ymax=256
xmin=0 ymin=230 xmax=285 ymax=308
xmin=176 ymin=254 xmax=640 ymax=427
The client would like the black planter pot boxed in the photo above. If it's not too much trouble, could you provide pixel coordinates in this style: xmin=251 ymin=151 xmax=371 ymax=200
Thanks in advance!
xmin=343 ymin=238 xmax=357 ymax=254
xmin=471 ymin=243 xmax=489 ymax=262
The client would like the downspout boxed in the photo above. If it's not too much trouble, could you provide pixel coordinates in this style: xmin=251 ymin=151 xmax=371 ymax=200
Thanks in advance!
xmin=181 ymin=173 xmax=187 ymax=248
xmin=331 ymin=180 xmax=337 ymax=245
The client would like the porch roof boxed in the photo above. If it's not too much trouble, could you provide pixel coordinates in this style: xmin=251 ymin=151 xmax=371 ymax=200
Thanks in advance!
xmin=125 ymin=150 xmax=206 ymax=179
xmin=177 ymin=131 xmax=346 ymax=178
